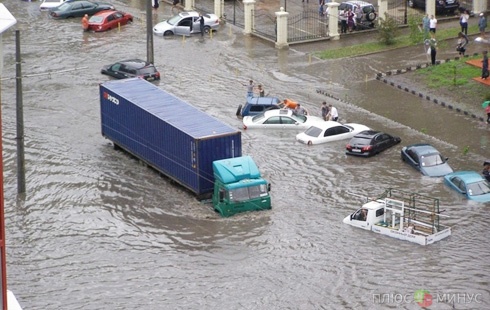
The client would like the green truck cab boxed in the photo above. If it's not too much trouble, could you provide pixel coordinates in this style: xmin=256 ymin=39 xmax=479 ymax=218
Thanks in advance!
xmin=212 ymin=156 xmax=271 ymax=217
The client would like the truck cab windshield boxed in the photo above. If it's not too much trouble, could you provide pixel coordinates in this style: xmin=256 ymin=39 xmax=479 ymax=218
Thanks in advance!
xmin=229 ymin=184 xmax=268 ymax=202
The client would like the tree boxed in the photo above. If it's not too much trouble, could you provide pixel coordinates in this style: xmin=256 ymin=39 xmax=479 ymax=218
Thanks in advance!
xmin=377 ymin=12 xmax=399 ymax=45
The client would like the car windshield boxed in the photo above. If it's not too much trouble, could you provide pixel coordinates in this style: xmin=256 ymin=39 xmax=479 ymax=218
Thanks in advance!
xmin=251 ymin=114 xmax=266 ymax=122
xmin=45 ymin=0 xmax=61 ymax=2
xmin=89 ymin=16 xmax=104 ymax=23
xmin=303 ymin=126 xmax=322 ymax=137
xmin=291 ymin=114 xmax=307 ymax=123
xmin=56 ymin=2 xmax=71 ymax=11
xmin=420 ymin=154 xmax=444 ymax=167
xmin=166 ymin=15 xmax=181 ymax=26
xmin=349 ymin=137 xmax=371 ymax=145
xmin=467 ymin=181 xmax=490 ymax=196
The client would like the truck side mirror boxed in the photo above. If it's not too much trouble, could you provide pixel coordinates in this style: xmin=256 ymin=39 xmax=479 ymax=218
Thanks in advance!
xmin=445 ymin=157 xmax=449 ymax=162
xmin=267 ymin=183 xmax=271 ymax=192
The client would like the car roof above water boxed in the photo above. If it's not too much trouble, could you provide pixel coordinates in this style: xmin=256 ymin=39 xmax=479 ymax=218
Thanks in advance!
xmin=246 ymin=96 xmax=280 ymax=106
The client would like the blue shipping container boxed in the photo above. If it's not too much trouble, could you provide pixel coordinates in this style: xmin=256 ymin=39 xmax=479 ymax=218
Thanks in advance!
xmin=100 ymin=78 xmax=242 ymax=198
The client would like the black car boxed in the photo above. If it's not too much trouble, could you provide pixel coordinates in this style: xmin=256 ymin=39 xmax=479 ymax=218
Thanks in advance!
xmin=346 ymin=130 xmax=401 ymax=157
xmin=407 ymin=0 xmax=460 ymax=15
xmin=49 ymin=1 xmax=115 ymax=19
xmin=101 ymin=59 xmax=160 ymax=81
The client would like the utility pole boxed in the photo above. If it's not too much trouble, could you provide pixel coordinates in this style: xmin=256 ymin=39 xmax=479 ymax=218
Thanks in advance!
xmin=15 ymin=30 xmax=26 ymax=195
xmin=147 ymin=0 xmax=154 ymax=64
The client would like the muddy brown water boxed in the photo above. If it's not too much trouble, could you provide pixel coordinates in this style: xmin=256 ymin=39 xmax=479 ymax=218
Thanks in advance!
xmin=2 ymin=1 xmax=489 ymax=309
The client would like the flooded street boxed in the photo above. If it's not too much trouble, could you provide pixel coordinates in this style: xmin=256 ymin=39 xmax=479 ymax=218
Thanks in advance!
xmin=2 ymin=1 xmax=489 ymax=309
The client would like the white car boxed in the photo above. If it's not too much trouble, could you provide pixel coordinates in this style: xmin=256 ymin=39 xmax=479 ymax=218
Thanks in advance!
xmin=242 ymin=109 xmax=324 ymax=130
xmin=39 ymin=0 xmax=70 ymax=11
xmin=153 ymin=11 xmax=220 ymax=36
xmin=296 ymin=121 xmax=370 ymax=145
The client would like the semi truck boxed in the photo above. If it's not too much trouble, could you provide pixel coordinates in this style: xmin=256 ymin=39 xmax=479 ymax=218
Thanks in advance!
xmin=100 ymin=78 xmax=271 ymax=216
xmin=212 ymin=156 xmax=271 ymax=217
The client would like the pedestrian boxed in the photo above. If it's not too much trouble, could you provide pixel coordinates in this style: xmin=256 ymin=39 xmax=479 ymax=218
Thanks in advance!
xmin=481 ymin=51 xmax=489 ymax=79
xmin=347 ymin=9 xmax=355 ymax=32
xmin=198 ymin=13 xmax=205 ymax=36
xmin=425 ymin=33 xmax=437 ymax=65
xmin=243 ymin=80 xmax=255 ymax=98
xmin=295 ymin=104 xmax=307 ymax=115
xmin=81 ymin=14 xmax=89 ymax=32
xmin=257 ymin=84 xmax=265 ymax=97
xmin=429 ymin=15 xmax=437 ymax=33
xmin=151 ymin=0 xmax=159 ymax=10
xmin=319 ymin=0 xmax=324 ymax=17
xmin=485 ymin=105 xmax=490 ymax=123
xmin=456 ymin=32 xmax=469 ymax=56
xmin=459 ymin=10 xmax=469 ymax=35
xmin=321 ymin=101 xmax=329 ymax=121
xmin=339 ymin=9 xmax=347 ymax=34
xmin=329 ymin=104 xmax=338 ymax=121
xmin=422 ymin=14 xmax=430 ymax=38
xmin=479 ymin=13 xmax=487 ymax=38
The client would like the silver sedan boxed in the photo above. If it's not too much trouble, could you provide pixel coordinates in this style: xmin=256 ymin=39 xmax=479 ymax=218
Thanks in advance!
xmin=153 ymin=11 xmax=220 ymax=36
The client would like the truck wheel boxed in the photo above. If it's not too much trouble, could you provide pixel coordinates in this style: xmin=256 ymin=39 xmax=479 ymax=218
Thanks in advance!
xmin=236 ymin=104 xmax=242 ymax=117
xmin=366 ymin=12 xmax=377 ymax=22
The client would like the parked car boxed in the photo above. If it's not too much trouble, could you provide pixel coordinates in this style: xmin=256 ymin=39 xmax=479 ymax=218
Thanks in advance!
xmin=444 ymin=171 xmax=490 ymax=202
xmin=407 ymin=0 xmax=460 ymax=15
xmin=49 ymin=0 xmax=114 ymax=19
xmin=345 ymin=130 xmax=401 ymax=157
xmin=236 ymin=96 xmax=281 ymax=118
xmin=296 ymin=121 xmax=370 ymax=145
xmin=101 ymin=59 xmax=160 ymax=81
xmin=243 ymin=109 xmax=324 ymax=130
xmin=400 ymin=143 xmax=453 ymax=177
xmin=40 ymin=0 xmax=73 ymax=11
xmin=88 ymin=10 xmax=133 ymax=32
xmin=153 ymin=11 xmax=220 ymax=36
xmin=339 ymin=1 xmax=377 ymax=29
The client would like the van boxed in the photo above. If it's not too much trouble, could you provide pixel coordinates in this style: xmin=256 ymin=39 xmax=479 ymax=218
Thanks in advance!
xmin=236 ymin=96 xmax=281 ymax=118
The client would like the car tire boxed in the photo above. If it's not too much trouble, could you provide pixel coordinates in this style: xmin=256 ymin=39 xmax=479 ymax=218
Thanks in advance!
xmin=204 ymin=26 xmax=211 ymax=34
xmin=366 ymin=12 xmax=377 ymax=22
xmin=164 ymin=30 xmax=174 ymax=36
xmin=236 ymin=104 xmax=242 ymax=117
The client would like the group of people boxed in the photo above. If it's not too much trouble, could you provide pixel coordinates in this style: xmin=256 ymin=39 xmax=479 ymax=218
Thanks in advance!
xmin=339 ymin=7 xmax=362 ymax=33
xmin=320 ymin=101 xmax=338 ymax=121
xmin=243 ymin=80 xmax=266 ymax=98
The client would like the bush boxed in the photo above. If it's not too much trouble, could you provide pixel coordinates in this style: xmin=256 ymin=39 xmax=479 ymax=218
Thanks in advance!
xmin=377 ymin=12 xmax=399 ymax=45
xmin=408 ymin=15 xmax=424 ymax=44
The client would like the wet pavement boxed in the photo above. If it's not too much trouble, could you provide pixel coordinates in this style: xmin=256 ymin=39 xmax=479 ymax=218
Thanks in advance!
xmin=2 ymin=1 xmax=490 ymax=309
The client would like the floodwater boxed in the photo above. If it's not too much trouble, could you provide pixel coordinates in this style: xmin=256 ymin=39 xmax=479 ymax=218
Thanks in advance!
xmin=2 ymin=1 xmax=489 ymax=309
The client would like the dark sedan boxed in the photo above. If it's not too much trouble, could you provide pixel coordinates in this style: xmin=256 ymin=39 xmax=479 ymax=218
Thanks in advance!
xmin=345 ymin=130 xmax=401 ymax=157
xmin=49 ymin=1 xmax=114 ymax=19
xmin=101 ymin=59 xmax=160 ymax=81
xmin=401 ymin=143 xmax=453 ymax=177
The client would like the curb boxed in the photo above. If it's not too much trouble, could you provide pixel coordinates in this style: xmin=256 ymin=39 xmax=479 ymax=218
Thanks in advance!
xmin=374 ymin=53 xmax=485 ymax=123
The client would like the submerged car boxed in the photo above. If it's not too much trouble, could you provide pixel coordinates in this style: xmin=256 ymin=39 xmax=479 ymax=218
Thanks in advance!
xmin=40 ymin=0 xmax=73 ymax=11
xmin=242 ymin=109 xmax=324 ymax=130
xmin=101 ymin=59 xmax=160 ymax=81
xmin=49 ymin=0 xmax=114 ymax=19
xmin=346 ymin=130 xmax=401 ymax=157
xmin=153 ymin=11 xmax=220 ymax=36
xmin=444 ymin=171 xmax=490 ymax=202
xmin=236 ymin=96 xmax=281 ymax=118
xmin=296 ymin=121 xmax=370 ymax=145
xmin=88 ymin=10 xmax=133 ymax=32
xmin=401 ymin=143 xmax=453 ymax=177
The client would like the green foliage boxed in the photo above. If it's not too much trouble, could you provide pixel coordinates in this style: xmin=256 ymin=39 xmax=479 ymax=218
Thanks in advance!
xmin=377 ymin=12 xmax=399 ymax=45
xmin=484 ymin=93 xmax=490 ymax=101
xmin=416 ymin=56 xmax=481 ymax=88
xmin=408 ymin=14 xmax=424 ymax=44
xmin=421 ymin=128 xmax=427 ymax=134
xmin=462 ymin=146 xmax=470 ymax=155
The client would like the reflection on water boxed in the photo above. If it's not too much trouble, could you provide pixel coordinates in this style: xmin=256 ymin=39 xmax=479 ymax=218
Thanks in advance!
xmin=2 ymin=1 xmax=489 ymax=309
